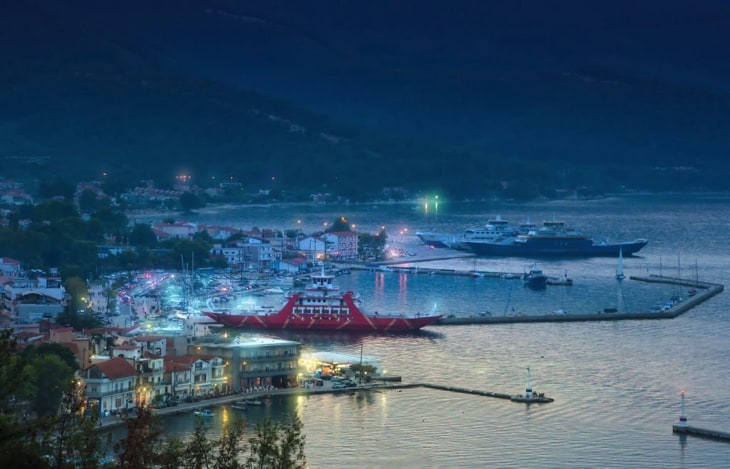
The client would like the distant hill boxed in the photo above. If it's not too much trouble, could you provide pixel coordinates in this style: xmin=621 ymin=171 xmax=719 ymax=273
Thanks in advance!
xmin=2 ymin=0 xmax=730 ymax=198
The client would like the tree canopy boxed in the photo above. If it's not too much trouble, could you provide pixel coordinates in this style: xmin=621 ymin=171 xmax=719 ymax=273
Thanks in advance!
xmin=0 ymin=330 xmax=308 ymax=467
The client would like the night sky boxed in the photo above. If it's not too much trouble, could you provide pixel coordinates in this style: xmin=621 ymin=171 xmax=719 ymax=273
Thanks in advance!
xmin=3 ymin=1 xmax=730 ymax=178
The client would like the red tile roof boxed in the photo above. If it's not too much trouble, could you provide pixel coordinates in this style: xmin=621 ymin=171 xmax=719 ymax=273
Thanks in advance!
xmin=113 ymin=345 xmax=139 ymax=351
xmin=15 ymin=331 xmax=44 ymax=340
xmin=94 ymin=357 xmax=137 ymax=379
xmin=164 ymin=355 xmax=196 ymax=372
xmin=164 ymin=354 xmax=197 ymax=365
xmin=132 ymin=335 xmax=165 ymax=342
xmin=142 ymin=350 xmax=161 ymax=359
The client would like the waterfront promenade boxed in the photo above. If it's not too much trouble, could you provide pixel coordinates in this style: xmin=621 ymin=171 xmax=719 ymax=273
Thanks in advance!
xmin=97 ymin=380 xmax=399 ymax=430
xmin=97 ymin=376 xmax=552 ymax=430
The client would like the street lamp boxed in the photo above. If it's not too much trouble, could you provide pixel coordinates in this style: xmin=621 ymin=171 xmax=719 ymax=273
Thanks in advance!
xmin=136 ymin=387 xmax=148 ymax=407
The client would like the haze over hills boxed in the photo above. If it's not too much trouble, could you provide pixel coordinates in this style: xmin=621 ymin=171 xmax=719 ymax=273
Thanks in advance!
xmin=2 ymin=0 xmax=730 ymax=198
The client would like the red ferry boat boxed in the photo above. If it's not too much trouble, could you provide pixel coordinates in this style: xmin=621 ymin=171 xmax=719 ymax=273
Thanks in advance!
xmin=203 ymin=270 xmax=442 ymax=332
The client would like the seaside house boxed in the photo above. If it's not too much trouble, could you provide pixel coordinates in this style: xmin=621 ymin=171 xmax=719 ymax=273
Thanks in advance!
xmin=164 ymin=355 xmax=196 ymax=400
xmin=152 ymin=221 xmax=198 ymax=240
xmin=322 ymin=231 xmax=359 ymax=260
xmin=210 ymin=243 xmax=246 ymax=268
xmin=190 ymin=354 xmax=225 ymax=396
xmin=10 ymin=322 xmax=93 ymax=369
xmin=131 ymin=335 xmax=167 ymax=357
xmin=111 ymin=344 xmax=142 ymax=361
xmin=136 ymin=351 xmax=167 ymax=405
xmin=277 ymin=257 xmax=308 ymax=274
xmin=238 ymin=237 xmax=275 ymax=271
xmin=2 ymin=276 xmax=66 ymax=323
xmin=0 ymin=257 xmax=22 ymax=277
xmin=82 ymin=357 xmax=138 ymax=417
xmin=297 ymin=237 xmax=326 ymax=261
xmin=211 ymin=238 xmax=276 ymax=272
xmin=47 ymin=326 xmax=93 ymax=370
xmin=199 ymin=224 xmax=241 ymax=241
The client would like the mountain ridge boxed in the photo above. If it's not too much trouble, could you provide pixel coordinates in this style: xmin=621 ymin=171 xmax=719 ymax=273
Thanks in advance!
xmin=2 ymin=1 xmax=729 ymax=197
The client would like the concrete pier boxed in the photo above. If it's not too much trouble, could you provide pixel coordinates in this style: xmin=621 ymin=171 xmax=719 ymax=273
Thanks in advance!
xmin=418 ymin=383 xmax=512 ymax=400
xmin=382 ymin=382 xmax=553 ymax=404
xmin=348 ymin=264 xmax=523 ymax=279
xmin=672 ymin=425 xmax=730 ymax=443
xmin=432 ymin=275 xmax=723 ymax=326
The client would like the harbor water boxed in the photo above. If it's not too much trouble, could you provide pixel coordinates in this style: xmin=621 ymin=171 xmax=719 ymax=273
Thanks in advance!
xmin=123 ymin=193 xmax=730 ymax=468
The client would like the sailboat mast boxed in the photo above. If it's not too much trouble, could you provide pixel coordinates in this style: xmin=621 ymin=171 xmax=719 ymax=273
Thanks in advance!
xmin=616 ymin=248 xmax=625 ymax=280
xmin=695 ymin=259 xmax=699 ymax=286
xmin=359 ymin=343 xmax=364 ymax=383
xmin=181 ymin=253 xmax=187 ymax=310
xmin=659 ymin=256 xmax=663 ymax=277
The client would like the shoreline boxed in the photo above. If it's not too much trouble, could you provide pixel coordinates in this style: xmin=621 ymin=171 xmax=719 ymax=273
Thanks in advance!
xmin=97 ymin=380 xmax=400 ymax=430
xmin=123 ymin=191 xmax=730 ymax=225
xmin=122 ymin=194 xmax=636 ymax=222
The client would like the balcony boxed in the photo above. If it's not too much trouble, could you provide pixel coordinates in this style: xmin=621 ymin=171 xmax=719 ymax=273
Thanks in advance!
xmin=84 ymin=389 xmax=135 ymax=399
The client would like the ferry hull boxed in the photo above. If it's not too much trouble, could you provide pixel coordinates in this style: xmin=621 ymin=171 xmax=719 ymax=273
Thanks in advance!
xmin=203 ymin=293 xmax=441 ymax=333
xmin=465 ymin=238 xmax=648 ymax=258
xmin=203 ymin=311 xmax=440 ymax=332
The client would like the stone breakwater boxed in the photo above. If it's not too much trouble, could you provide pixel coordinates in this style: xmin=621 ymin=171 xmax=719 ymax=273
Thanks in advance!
xmin=432 ymin=275 xmax=723 ymax=326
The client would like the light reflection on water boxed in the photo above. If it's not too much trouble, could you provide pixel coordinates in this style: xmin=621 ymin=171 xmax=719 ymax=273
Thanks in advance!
xmin=120 ymin=194 xmax=730 ymax=467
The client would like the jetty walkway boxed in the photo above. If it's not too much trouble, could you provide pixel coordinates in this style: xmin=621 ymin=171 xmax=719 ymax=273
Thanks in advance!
xmin=673 ymin=425 xmax=730 ymax=443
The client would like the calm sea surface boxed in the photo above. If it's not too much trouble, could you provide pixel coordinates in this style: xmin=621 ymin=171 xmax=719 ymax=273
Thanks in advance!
xmin=126 ymin=194 xmax=730 ymax=468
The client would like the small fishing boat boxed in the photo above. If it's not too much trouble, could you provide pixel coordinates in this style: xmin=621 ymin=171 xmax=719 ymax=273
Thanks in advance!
xmin=193 ymin=409 xmax=214 ymax=417
xmin=523 ymin=265 xmax=548 ymax=290
xmin=231 ymin=402 xmax=248 ymax=411
xmin=546 ymin=271 xmax=573 ymax=286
